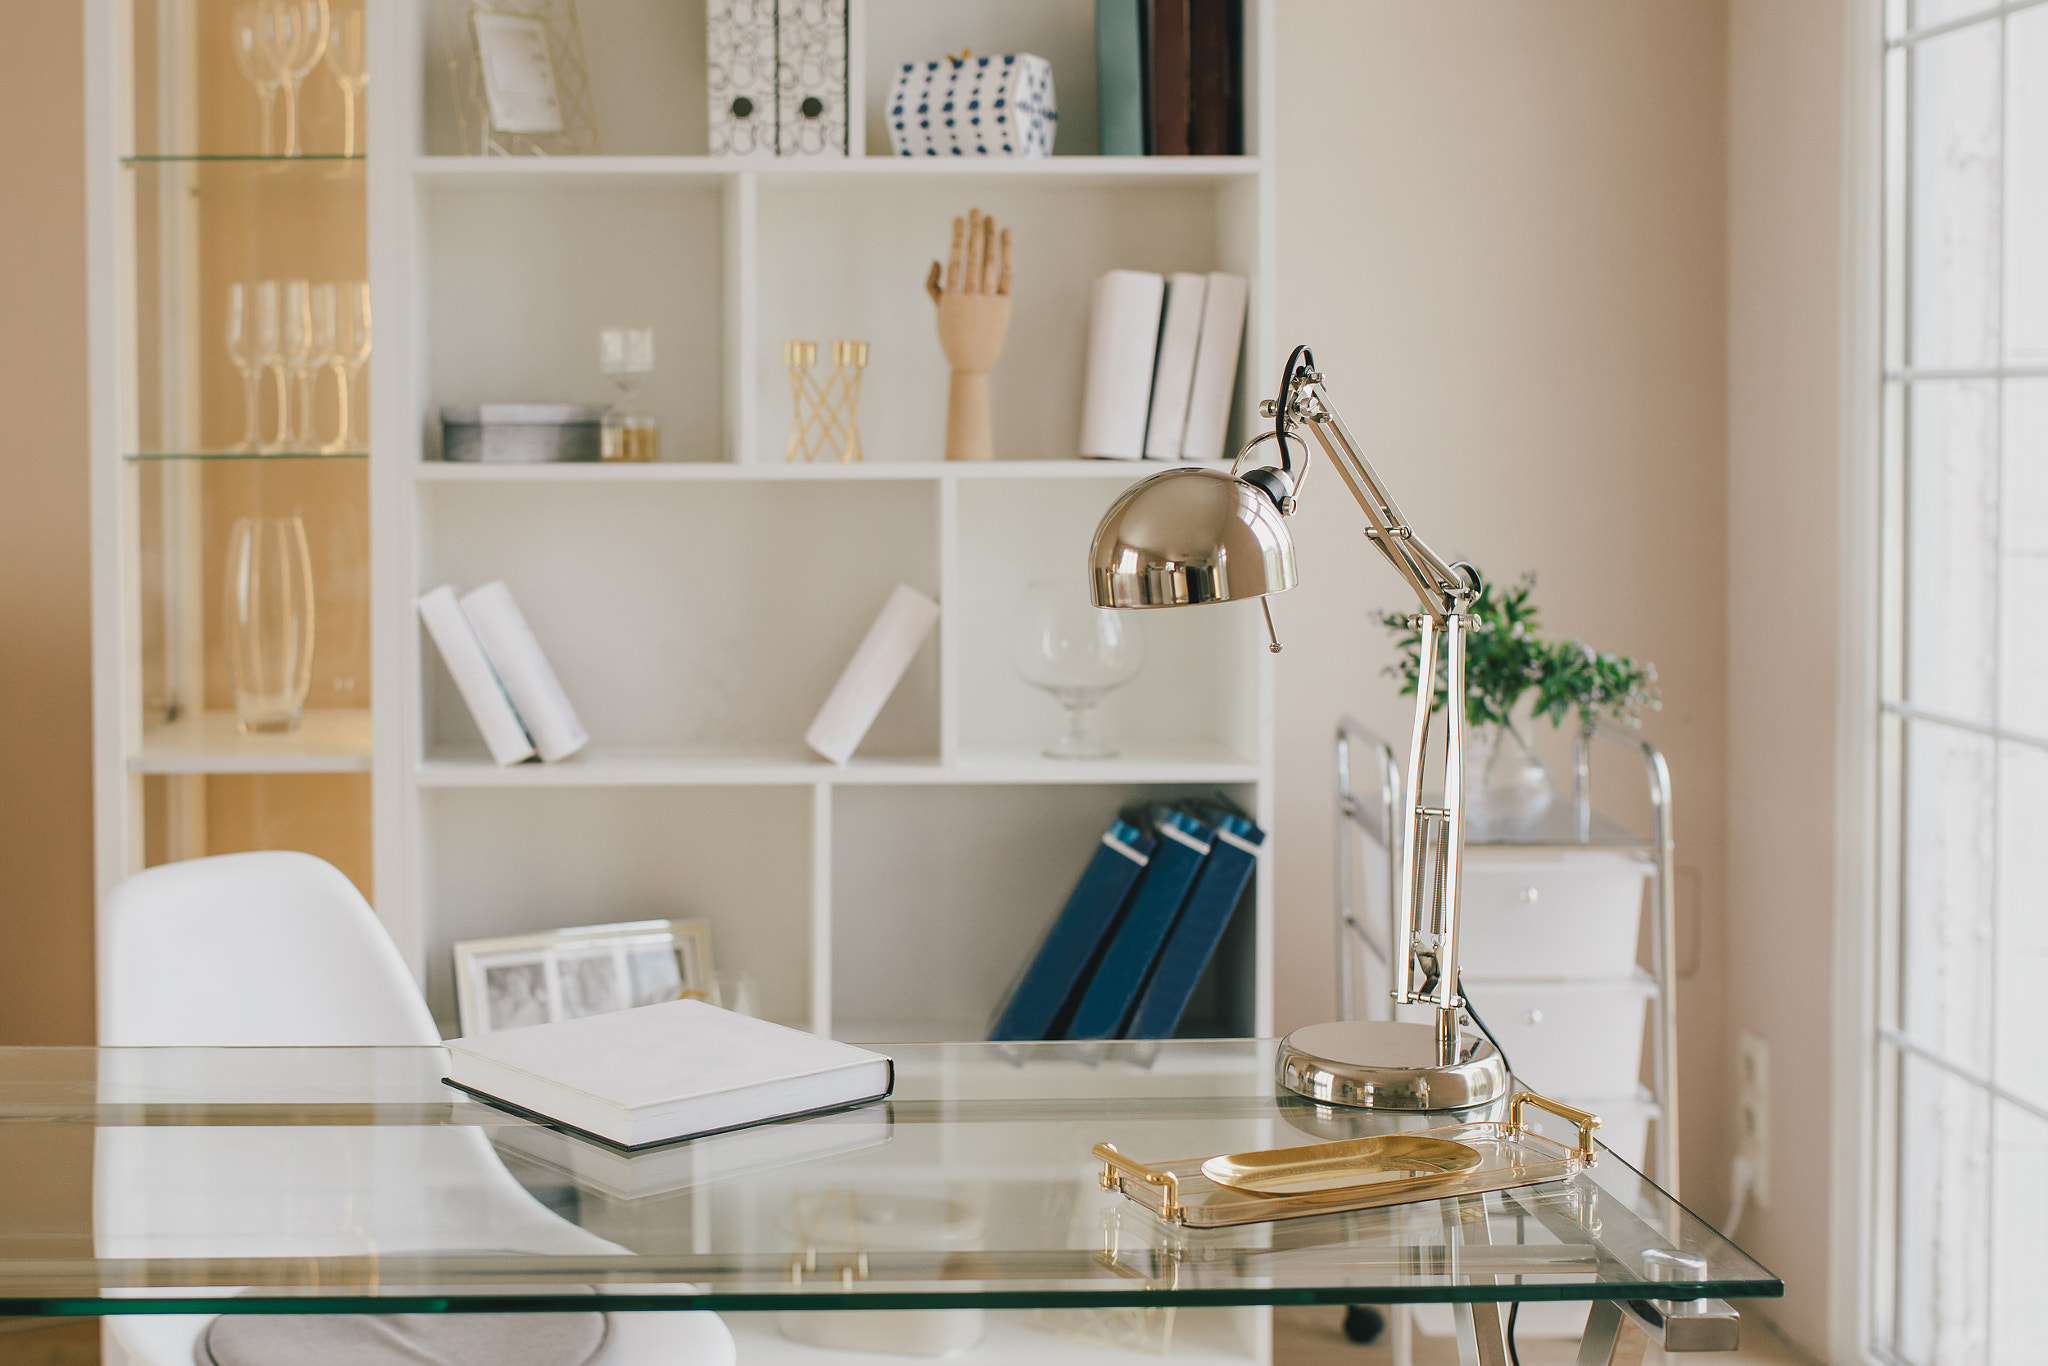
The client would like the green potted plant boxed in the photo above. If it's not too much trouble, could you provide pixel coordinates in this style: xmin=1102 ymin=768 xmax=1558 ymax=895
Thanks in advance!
xmin=1374 ymin=572 xmax=1659 ymax=828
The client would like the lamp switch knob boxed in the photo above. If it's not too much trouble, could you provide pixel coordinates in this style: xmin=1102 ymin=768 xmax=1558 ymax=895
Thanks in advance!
xmin=1518 ymin=886 xmax=1540 ymax=904
xmin=1524 ymin=1009 xmax=1544 ymax=1027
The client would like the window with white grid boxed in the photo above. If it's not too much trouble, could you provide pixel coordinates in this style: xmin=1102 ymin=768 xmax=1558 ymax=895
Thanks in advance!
xmin=1876 ymin=2 xmax=2048 ymax=1363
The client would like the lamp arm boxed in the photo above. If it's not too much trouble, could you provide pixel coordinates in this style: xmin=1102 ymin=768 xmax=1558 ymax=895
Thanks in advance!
xmin=1262 ymin=352 xmax=1476 ymax=624
xmin=1259 ymin=348 xmax=1476 ymax=1039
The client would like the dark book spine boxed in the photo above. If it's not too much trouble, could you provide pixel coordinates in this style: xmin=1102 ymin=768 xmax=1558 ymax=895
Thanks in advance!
xmin=1224 ymin=0 xmax=1244 ymax=155
xmin=1187 ymin=0 xmax=1228 ymax=156
xmin=1149 ymin=0 xmax=1189 ymax=156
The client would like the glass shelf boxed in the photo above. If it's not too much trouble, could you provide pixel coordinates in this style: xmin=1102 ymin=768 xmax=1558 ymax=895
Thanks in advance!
xmin=126 ymin=450 xmax=367 ymax=462
xmin=123 ymin=153 xmax=364 ymax=164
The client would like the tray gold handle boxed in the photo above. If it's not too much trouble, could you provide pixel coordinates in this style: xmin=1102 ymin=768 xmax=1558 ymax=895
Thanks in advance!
xmin=1095 ymin=1141 xmax=1183 ymax=1221
xmin=1508 ymin=1091 xmax=1601 ymax=1160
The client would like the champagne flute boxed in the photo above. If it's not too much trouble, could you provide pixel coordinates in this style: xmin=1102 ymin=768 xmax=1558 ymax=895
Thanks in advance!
xmin=310 ymin=284 xmax=343 ymax=452
xmin=231 ymin=5 xmax=281 ymax=155
xmin=225 ymin=284 xmax=264 ymax=452
xmin=269 ymin=0 xmax=331 ymax=158
xmin=323 ymin=3 xmax=368 ymax=157
xmin=253 ymin=280 xmax=288 ymax=453
xmin=327 ymin=282 xmax=371 ymax=453
xmin=282 ymin=279 xmax=316 ymax=450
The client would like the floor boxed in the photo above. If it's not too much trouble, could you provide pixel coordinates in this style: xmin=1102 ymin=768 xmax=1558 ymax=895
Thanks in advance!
xmin=0 ymin=1310 xmax=1819 ymax=1365
xmin=1271 ymin=1305 xmax=1820 ymax=1366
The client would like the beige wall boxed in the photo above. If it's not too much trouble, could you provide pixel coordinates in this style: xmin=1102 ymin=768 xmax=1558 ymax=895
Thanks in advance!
xmin=1272 ymin=0 xmax=1734 ymax=1220
xmin=0 ymin=0 xmax=95 ymax=1045
xmin=1727 ymin=1 xmax=1852 ymax=1358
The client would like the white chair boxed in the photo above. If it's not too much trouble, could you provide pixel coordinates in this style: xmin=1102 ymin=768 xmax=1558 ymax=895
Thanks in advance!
xmin=96 ymin=851 xmax=735 ymax=1366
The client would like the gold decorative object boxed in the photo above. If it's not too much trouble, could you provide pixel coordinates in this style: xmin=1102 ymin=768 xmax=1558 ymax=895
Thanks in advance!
xmin=783 ymin=339 xmax=868 ymax=463
xmin=438 ymin=0 xmax=601 ymax=157
xmin=925 ymin=207 xmax=1012 ymax=462
xmin=1095 ymin=1091 xmax=1600 ymax=1228
xmin=1200 ymin=1132 xmax=1483 ymax=1196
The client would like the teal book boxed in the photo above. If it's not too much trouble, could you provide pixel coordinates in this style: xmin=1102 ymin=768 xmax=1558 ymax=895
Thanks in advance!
xmin=1064 ymin=808 xmax=1213 ymax=1039
xmin=1096 ymin=0 xmax=1148 ymax=156
xmin=988 ymin=817 xmax=1157 ymax=1041
xmin=1123 ymin=811 xmax=1263 ymax=1038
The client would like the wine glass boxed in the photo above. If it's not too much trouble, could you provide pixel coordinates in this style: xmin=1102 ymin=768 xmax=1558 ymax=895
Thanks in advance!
xmin=281 ymin=279 xmax=316 ymax=450
xmin=1009 ymin=579 xmax=1144 ymax=759
xmin=224 ymin=283 xmax=265 ymax=452
xmin=323 ymin=3 xmax=368 ymax=157
xmin=325 ymin=282 xmax=371 ymax=453
xmin=231 ymin=5 xmax=281 ymax=155
xmin=269 ymin=0 xmax=331 ymax=157
xmin=250 ymin=280 xmax=288 ymax=452
xmin=309 ymin=283 xmax=340 ymax=450
xmin=224 ymin=515 xmax=316 ymax=733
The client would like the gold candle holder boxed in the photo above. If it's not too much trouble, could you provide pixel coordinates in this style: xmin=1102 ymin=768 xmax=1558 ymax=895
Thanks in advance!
xmin=784 ymin=338 xmax=868 ymax=463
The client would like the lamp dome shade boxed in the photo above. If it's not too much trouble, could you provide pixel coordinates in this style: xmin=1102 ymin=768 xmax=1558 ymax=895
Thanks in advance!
xmin=1088 ymin=467 xmax=1298 ymax=608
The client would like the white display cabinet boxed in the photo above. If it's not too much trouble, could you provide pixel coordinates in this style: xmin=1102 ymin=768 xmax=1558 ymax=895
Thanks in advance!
xmin=366 ymin=0 xmax=1279 ymax=1051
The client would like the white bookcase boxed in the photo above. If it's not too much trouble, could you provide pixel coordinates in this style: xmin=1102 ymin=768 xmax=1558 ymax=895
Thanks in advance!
xmin=367 ymin=0 xmax=1279 ymax=1044
xmin=90 ymin=3 xmax=1281 ymax=1355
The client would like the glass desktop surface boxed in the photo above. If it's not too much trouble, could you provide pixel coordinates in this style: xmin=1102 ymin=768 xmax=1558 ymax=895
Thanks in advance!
xmin=0 ymin=1042 xmax=1778 ymax=1315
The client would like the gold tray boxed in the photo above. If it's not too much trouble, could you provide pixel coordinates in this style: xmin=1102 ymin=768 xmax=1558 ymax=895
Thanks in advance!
xmin=1095 ymin=1091 xmax=1599 ymax=1228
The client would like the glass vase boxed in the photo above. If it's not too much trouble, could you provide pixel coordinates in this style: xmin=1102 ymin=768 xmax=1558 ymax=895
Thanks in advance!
xmin=224 ymin=516 xmax=316 ymax=733
xmin=1464 ymin=721 xmax=1556 ymax=832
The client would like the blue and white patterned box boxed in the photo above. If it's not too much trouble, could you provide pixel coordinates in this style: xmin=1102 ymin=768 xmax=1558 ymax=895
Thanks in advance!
xmin=886 ymin=54 xmax=1056 ymax=158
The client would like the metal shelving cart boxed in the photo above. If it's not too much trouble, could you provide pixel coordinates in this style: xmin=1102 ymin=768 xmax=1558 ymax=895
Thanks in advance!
xmin=1333 ymin=718 xmax=1680 ymax=1195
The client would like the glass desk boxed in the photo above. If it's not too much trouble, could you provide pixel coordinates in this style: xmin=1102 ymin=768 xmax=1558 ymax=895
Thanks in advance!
xmin=0 ymin=1041 xmax=1777 ymax=1364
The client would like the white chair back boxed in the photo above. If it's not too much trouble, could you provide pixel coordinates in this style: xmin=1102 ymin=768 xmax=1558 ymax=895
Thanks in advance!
xmin=99 ymin=851 xmax=437 ymax=1047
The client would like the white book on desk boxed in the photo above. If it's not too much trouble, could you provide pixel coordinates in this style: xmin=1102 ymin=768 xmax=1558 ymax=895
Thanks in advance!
xmin=459 ymin=581 xmax=588 ymax=763
xmin=447 ymin=998 xmax=895 ymax=1150
xmin=418 ymin=585 xmax=535 ymax=767
xmin=805 ymin=583 xmax=939 ymax=764
xmin=1181 ymin=272 xmax=1248 ymax=463
xmin=1143 ymin=272 xmax=1208 ymax=459
xmin=1079 ymin=269 xmax=1164 ymax=460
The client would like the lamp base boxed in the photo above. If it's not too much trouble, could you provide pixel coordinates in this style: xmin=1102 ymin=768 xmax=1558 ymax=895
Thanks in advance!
xmin=1276 ymin=1019 xmax=1509 ymax=1111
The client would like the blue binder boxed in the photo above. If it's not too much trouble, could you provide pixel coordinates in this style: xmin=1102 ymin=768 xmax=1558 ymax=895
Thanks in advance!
xmin=1064 ymin=809 xmax=1213 ymax=1040
xmin=988 ymin=817 xmax=1156 ymax=1041
xmin=1123 ymin=811 xmax=1264 ymax=1039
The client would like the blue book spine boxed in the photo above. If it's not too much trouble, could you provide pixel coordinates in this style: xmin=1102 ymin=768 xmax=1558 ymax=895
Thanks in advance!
xmin=988 ymin=819 xmax=1156 ymax=1041
xmin=1096 ymin=0 xmax=1147 ymax=156
xmin=1064 ymin=810 xmax=1213 ymax=1039
xmin=1123 ymin=812 xmax=1264 ymax=1039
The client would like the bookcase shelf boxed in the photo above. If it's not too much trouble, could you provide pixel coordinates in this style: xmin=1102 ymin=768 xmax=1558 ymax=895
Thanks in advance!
xmin=413 ymin=154 xmax=1259 ymax=188
xmin=133 ymin=709 xmax=374 ymax=775
xmin=413 ymin=746 xmax=1257 ymax=789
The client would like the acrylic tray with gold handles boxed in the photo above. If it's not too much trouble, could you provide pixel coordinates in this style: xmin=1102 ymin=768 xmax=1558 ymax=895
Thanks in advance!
xmin=1094 ymin=1091 xmax=1599 ymax=1228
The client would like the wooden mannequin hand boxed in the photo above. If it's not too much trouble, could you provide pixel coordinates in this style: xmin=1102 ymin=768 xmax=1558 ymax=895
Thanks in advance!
xmin=926 ymin=208 xmax=1013 ymax=460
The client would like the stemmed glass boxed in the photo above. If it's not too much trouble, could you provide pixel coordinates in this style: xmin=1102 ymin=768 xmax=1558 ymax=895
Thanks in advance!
xmin=323 ymin=283 xmax=371 ymax=453
xmin=231 ymin=5 xmax=282 ymax=155
xmin=282 ymin=280 xmax=317 ymax=450
xmin=225 ymin=283 xmax=267 ymax=452
xmin=309 ymin=284 xmax=339 ymax=449
xmin=324 ymin=4 xmax=368 ymax=157
xmin=1009 ymin=579 xmax=1145 ymax=759
xmin=272 ymin=0 xmax=331 ymax=158
xmin=252 ymin=280 xmax=287 ymax=453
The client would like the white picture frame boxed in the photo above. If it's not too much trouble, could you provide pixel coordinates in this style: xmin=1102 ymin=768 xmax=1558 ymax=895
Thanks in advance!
xmin=472 ymin=12 xmax=565 ymax=135
xmin=453 ymin=918 xmax=715 ymax=1036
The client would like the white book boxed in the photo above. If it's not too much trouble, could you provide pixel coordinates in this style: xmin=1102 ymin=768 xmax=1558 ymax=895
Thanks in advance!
xmin=459 ymin=581 xmax=589 ymax=764
xmin=1180 ymin=272 xmax=1249 ymax=463
xmin=1143 ymin=272 xmax=1208 ymax=459
xmin=805 ymin=584 xmax=940 ymax=764
xmin=418 ymin=585 xmax=535 ymax=767
xmin=446 ymin=998 xmax=894 ymax=1150
xmin=492 ymin=1103 xmax=892 ymax=1200
xmin=1078 ymin=269 xmax=1165 ymax=460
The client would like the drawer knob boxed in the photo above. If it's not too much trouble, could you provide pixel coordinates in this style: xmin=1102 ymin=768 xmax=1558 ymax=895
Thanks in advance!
xmin=1523 ymin=1009 xmax=1544 ymax=1027
xmin=1518 ymin=886 xmax=1541 ymax=904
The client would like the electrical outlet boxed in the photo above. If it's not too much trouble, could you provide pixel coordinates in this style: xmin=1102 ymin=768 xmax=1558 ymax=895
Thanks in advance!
xmin=1737 ymin=1032 xmax=1771 ymax=1212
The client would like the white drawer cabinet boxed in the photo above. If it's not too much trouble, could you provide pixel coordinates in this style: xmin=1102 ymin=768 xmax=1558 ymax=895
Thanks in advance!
xmin=1456 ymin=848 xmax=1650 ymax=980
xmin=1462 ymin=976 xmax=1655 ymax=1099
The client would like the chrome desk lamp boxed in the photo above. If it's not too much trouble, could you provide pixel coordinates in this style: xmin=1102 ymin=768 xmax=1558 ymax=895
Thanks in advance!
xmin=1089 ymin=345 xmax=1507 ymax=1111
